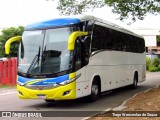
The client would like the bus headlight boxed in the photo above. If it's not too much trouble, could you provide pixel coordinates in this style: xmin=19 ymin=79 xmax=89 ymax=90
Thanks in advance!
xmin=17 ymin=81 xmax=25 ymax=86
xmin=59 ymin=73 xmax=81 ymax=86
xmin=59 ymin=78 xmax=76 ymax=86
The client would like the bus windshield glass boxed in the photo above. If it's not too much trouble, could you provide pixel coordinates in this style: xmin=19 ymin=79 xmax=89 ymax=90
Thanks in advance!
xmin=18 ymin=27 xmax=73 ymax=76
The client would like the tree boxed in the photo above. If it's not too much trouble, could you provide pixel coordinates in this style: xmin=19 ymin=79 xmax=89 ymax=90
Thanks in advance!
xmin=57 ymin=0 xmax=105 ymax=15
xmin=157 ymin=34 xmax=160 ymax=46
xmin=57 ymin=0 xmax=160 ymax=22
xmin=0 ymin=26 xmax=24 ymax=58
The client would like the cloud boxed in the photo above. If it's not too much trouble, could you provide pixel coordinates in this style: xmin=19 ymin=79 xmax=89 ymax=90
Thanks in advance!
xmin=0 ymin=0 xmax=60 ymax=27
xmin=0 ymin=0 xmax=160 ymax=29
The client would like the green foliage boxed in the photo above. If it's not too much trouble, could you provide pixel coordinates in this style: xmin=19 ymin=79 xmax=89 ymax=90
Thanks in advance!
xmin=157 ymin=35 xmax=160 ymax=43
xmin=104 ymin=0 xmax=160 ymax=23
xmin=146 ymin=57 xmax=160 ymax=72
xmin=149 ymin=66 xmax=160 ymax=72
xmin=57 ymin=0 xmax=160 ymax=22
xmin=146 ymin=57 xmax=151 ymax=71
xmin=57 ymin=0 xmax=104 ymax=15
xmin=0 ymin=83 xmax=16 ymax=88
xmin=151 ymin=58 xmax=160 ymax=67
xmin=0 ymin=26 xmax=24 ymax=58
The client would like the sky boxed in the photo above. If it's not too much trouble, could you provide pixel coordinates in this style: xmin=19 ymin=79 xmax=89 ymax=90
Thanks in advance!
xmin=0 ymin=0 xmax=160 ymax=30
xmin=0 ymin=0 xmax=59 ymax=28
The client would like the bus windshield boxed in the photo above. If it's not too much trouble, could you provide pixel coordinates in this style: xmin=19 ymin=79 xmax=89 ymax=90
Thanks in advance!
xmin=18 ymin=27 xmax=73 ymax=76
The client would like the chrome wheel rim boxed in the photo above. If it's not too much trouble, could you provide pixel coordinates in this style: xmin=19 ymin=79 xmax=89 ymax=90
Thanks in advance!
xmin=91 ymin=85 xmax=98 ymax=95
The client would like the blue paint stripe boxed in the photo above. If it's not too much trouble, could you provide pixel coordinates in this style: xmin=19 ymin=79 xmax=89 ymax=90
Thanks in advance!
xmin=18 ymin=76 xmax=33 ymax=83
xmin=18 ymin=74 xmax=69 ymax=85
xmin=25 ymin=18 xmax=81 ymax=30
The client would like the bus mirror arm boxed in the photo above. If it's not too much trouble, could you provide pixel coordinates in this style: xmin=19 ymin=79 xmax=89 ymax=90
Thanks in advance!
xmin=68 ymin=31 xmax=88 ymax=51
xmin=5 ymin=36 xmax=22 ymax=55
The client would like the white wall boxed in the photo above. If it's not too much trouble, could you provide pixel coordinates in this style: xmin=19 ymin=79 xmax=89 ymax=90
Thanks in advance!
xmin=129 ymin=28 xmax=160 ymax=47
xmin=143 ymin=36 xmax=157 ymax=47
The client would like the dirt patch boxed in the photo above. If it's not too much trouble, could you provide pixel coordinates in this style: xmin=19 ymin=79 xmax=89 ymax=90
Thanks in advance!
xmin=124 ymin=87 xmax=160 ymax=111
xmin=88 ymin=86 xmax=160 ymax=120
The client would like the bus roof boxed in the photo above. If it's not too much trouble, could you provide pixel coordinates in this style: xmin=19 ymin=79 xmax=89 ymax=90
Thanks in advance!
xmin=25 ymin=15 xmax=96 ymax=30
xmin=25 ymin=15 xmax=142 ymax=38
xmin=25 ymin=18 xmax=81 ymax=30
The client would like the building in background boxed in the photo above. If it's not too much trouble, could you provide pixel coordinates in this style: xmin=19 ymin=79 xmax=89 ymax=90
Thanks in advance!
xmin=130 ymin=28 xmax=160 ymax=59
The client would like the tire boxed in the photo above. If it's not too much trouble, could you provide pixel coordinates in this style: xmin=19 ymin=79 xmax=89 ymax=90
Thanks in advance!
xmin=88 ymin=79 xmax=99 ymax=102
xmin=131 ymin=73 xmax=138 ymax=89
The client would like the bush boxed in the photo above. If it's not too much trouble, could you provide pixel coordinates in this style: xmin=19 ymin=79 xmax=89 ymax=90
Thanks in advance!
xmin=149 ymin=66 xmax=160 ymax=72
xmin=146 ymin=57 xmax=160 ymax=72
xmin=146 ymin=57 xmax=151 ymax=71
xmin=151 ymin=58 xmax=160 ymax=67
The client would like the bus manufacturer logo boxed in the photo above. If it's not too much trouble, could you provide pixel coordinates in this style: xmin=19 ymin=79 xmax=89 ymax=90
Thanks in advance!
xmin=38 ymin=86 xmax=43 ymax=90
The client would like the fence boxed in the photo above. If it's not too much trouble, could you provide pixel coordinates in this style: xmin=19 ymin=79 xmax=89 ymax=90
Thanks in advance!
xmin=0 ymin=58 xmax=17 ymax=85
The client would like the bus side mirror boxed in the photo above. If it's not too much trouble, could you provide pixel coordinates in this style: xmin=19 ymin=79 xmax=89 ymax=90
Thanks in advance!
xmin=5 ymin=36 xmax=22 ymax=54
xmin=68 ymin=31 xmax=88 ymax=51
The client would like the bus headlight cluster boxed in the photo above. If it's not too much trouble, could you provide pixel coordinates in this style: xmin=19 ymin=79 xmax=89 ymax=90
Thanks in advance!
xmin=59 ymin=77 xmax=76 ymax=86
xmin=17 ymin=81 xmax=25 ymax=86
xmin=59 ymin=74 xmax=81 ymax=86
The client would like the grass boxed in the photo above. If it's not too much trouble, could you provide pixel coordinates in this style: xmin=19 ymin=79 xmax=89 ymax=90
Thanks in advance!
xmin=0 ymin=84 xmax=16 ymax=89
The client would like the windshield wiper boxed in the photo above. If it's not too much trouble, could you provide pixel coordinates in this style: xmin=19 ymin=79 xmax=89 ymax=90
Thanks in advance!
xmin=27 ymin=46 xmax=41 ymax=74
xmin=37 ymin=46 xmax=41 ymax=64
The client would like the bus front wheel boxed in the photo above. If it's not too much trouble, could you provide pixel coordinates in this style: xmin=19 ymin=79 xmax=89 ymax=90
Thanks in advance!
xmin=88 ymin=79 xmax=99 ymax=102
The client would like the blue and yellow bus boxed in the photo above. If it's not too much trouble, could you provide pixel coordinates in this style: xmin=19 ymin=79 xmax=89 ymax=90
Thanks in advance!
xmin=5 ymin=15 xmax=146 ymax=102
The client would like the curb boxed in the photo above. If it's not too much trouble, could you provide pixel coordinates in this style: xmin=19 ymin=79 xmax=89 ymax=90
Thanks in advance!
xmin=82 ymin=84 xmax=160 ymax=120
xmin=112 ymin=84 xmax=160 ymax=111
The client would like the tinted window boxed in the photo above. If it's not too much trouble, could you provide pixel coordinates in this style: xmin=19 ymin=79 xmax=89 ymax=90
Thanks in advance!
xmin=110 ymin=30 xmax=145 ymax=53
xmin=91 ymin=24 xmax=110 ymax=52
xmin=91 ymin=25 xmax=103 ymax=52
xmin=75 ymin=39 xmax=82 ymax=71
xmin=91 ymin=23 xmax=145 ymax=53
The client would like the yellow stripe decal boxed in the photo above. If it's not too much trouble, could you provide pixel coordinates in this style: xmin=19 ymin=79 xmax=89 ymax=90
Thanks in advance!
xmin=69 ymin=72 xmax=76 ymax=79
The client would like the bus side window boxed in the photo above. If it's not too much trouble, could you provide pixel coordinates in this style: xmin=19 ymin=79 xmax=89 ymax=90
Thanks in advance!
xmin=75 ymin=39 xmax=82 ymax=71
xmin=83 ymin=36 xmax=91 ymax=65
xmin=91 ymin=24 xmax=102 ymax=52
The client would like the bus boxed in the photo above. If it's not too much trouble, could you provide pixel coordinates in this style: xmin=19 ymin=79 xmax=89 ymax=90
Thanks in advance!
xmin=5 ymin=15 xmax=146 ymax=102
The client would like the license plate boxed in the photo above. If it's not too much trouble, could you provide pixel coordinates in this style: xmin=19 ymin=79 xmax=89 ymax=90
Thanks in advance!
xmin=37 ymin=94 xmax=46 ymax=99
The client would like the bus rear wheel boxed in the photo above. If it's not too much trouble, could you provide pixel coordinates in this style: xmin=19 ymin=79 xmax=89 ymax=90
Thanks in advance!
xmin=88 ymin=79 xmax=99 ymax=102
xmin=131 ymin=73 xmax=138 ymax=89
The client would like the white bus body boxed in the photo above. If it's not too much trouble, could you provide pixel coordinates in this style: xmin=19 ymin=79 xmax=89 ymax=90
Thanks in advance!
xmin=7 ymin=15 xmax=145 ymax=101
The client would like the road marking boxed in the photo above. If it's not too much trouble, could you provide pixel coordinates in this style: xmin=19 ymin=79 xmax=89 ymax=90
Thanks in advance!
xmin=0 ymin=91 xmax=17 ymax=96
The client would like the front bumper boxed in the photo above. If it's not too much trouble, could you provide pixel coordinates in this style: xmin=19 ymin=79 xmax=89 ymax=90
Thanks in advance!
xmin=17 ymin=81 xmax=76 ymax=100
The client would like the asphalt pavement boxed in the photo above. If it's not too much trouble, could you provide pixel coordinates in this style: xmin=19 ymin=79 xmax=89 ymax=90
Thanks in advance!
xmin=0 ymin=72 xmax=159 ymax=120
